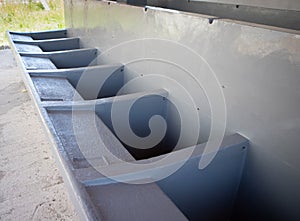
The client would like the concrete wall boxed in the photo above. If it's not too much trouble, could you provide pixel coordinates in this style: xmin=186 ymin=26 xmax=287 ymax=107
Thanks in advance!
xmin=64 ymin=0 xmax=300 ymax=220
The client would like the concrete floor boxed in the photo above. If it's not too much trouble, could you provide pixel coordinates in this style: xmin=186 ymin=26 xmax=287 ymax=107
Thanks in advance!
xmin=0 ymin=49 xmax=78 ymax=220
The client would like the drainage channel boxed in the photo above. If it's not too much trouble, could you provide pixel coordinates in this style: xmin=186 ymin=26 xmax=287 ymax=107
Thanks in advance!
xmin=7 ymin=29 xmax=248 ymax=221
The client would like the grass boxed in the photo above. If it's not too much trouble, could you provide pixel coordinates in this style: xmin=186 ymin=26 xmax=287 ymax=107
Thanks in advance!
xmin=0 ymin=0 xmax=65 ymax=46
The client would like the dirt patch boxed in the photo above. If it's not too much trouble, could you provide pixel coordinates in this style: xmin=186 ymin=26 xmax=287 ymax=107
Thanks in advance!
xmin=0 ymin=82 xmax=30 ymax=115
xmin=0 ymin=49 xmax=78 ymax=220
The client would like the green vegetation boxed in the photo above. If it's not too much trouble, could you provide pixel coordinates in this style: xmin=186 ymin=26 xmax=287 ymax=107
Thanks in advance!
xmin=0 ymin=0 xmax=65 ymax=46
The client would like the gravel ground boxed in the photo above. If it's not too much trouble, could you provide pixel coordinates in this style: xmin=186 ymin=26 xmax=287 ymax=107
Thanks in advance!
xmin=0 ymin=49 xmax=78 ymax=220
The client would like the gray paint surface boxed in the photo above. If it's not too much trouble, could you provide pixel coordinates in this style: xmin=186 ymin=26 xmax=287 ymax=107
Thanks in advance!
xmin=7 ymin=27 xmax=249 ymax=220
xmin=65 ymin=1 xmax=300 ymax=220
xmin=21 ymin=56 xmax=57 ymax=70
xmin=10 ymin=34 xmax=33 ymax=41
xmin=20 ymin=48 xmax=98 ymax=68
xmin=10 ymin=29 xmax=67 ymax=40
xmin=157 ymin=134 xmax=248 ymax=220
xmin=15 ymin=43 xmax=43 ymax=53
xmin=86 ymin=183 xmax=188 ymax=221
xmin=31 ymin=76 xmax=81 ymax=101
xmin=13 ymin=37 xmax=80 ymax=52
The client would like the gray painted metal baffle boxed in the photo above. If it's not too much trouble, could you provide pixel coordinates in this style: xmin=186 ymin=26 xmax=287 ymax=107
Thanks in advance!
xmin=7 ymin=14 xmax=249 ymax=221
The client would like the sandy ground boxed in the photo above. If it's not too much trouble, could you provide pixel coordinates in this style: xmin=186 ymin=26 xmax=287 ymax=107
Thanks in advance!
xmin=0 ymin=49 xmax=78 ymax=220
